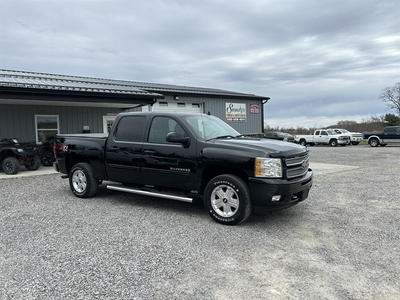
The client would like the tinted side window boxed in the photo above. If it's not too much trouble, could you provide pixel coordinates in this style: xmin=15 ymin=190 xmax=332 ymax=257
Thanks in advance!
xmin=315 ymin=131 xmax=320 ymax=135
xmin=115 ymin=116 xmax=146 ymax=141
xmin=148 ymin=117 xmax=186 ymax=143
xmin=321 ymin=131 xmax=328 ymax=136
xmin=385 ymin=127 xmax=396 ymax=134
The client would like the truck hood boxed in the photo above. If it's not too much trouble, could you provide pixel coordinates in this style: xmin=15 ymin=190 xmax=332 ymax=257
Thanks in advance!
xmin=208 ymin=137 xmax=308 ymax=157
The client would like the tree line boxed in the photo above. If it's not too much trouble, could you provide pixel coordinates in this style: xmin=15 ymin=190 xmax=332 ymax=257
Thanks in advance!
xmin=265 ymin=82 xmax=400 ymax=135
xmin=264 ymin=114 xmax=399 ymax=135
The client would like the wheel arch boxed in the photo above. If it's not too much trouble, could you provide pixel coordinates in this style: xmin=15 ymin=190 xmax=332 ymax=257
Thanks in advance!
xmin=199 ymin=165 xmax=249 ymax=196
xmin=65 ymin=153 xmax=91 ymax=174
xmin=367 ymin=135 xmax=381 ymax=143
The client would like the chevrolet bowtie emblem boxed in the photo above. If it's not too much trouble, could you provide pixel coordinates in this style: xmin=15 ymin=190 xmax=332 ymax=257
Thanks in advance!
xmin=301 ymin=160 xmax=308 ymax=169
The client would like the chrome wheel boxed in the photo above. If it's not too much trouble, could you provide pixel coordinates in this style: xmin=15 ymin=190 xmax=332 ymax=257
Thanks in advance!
xmin=72 ymin=169 xmax=87 ymax=193
xmin=210 ymin=184 xmax=240 ymax=218
xmin=369 ymin=138 xmax=379 ymax=147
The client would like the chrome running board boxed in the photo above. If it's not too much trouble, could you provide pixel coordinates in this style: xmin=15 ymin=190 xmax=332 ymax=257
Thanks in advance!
xmin=107 ymin=184 xmax=194 ymax=203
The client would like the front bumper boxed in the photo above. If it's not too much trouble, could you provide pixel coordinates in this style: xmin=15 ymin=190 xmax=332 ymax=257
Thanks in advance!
xmin=249 ymin=169 xmax=313 ymax=211
xmin=337 ymin=139 xmax=348 ymax=145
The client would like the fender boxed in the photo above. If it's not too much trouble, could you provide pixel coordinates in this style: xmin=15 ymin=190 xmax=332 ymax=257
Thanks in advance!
xmin=367 ymin=135 xmax=382 ymax=143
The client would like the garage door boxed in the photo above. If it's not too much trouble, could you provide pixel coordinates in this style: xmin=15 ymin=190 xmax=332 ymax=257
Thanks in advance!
xmin=150 ymin=101 xmax=203 ymax=113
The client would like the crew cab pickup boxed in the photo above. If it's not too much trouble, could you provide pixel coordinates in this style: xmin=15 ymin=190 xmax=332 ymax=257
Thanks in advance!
xmin=53 ymin=112 xmax=313 ymax=225
xmin=364 ymin=126 xmax=400 ymax=147
xmin=331 ymin=128 xmax=363 ymax=145
xmin=295 ymin=129 xmax=350 ymax=147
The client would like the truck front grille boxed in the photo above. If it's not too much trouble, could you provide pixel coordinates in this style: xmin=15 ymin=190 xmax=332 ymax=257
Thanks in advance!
xmin=285 ymin=153 xmax=310 ymax=179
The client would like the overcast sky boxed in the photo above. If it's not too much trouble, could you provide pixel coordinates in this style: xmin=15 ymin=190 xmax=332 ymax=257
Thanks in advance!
xmin=1 ymin=0 xmax=399 ymax=128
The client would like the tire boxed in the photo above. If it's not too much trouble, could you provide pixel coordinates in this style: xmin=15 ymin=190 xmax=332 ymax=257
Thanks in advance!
xmin=329 ymin=139 xmax=338 ymax=147
xmin=69 ymin=163 xmax=99 ymax=198
xmin=204 ymin=174 xmax=252 ymax=225
xmin=351 ymin=142 xmax=359 ymax=145
xmin=25 ymin=155 xmax=41 ymax=171
xmin=2 ymin=157 xmax=20 ymax=175
xmin=299 ymin=139 xmax=307 ymax=146
xmin=40 ymin=151 xmax=55 ymax=166
xmin=369 ymin=138 xmax=379 ymax=147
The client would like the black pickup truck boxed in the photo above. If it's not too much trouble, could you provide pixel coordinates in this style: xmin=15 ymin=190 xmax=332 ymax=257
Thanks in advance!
xmin=53 ymin=112 xmax=313 ymax=225
xmin=364 ymin=126 xmax=400 ymax=147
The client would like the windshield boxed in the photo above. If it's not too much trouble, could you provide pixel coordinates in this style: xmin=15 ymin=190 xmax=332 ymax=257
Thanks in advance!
xmin=327 ymin=130 xmax=338 ymax=135
xmin=184 ymin=115 xmax=241 ymax=140
xmin=339 ymin=129 xmax=349 ymax=133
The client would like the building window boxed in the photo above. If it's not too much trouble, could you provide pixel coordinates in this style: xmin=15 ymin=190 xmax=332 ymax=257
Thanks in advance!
xmin=35 ymin=115 xmax=59 ymax=144
xmin=103 ymin=115 xmax=117 ymax=133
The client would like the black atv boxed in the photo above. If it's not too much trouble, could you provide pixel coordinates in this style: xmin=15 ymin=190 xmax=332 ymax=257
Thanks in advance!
xmin=0 ymin=138 xmax=41 ymax=175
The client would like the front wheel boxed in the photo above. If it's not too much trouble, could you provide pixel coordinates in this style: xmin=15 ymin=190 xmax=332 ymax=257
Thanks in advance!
xmin=69 ymin=163 xmax=99 ymax=198
xmin=204 ymin=174 xmax=252 ymax=225
xmin=330 ymin=139 xmax=338 ymax=147
xmin=2 ymin=157 xmax=20 ymax=175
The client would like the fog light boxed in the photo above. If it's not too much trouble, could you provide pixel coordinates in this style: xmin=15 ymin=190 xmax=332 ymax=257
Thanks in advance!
xmin=271 ymin=195 xmax=281 ymax=202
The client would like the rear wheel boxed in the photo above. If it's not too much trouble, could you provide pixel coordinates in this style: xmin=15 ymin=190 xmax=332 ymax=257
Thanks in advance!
xmin=25 ymin=155 xmax=41 ymax=171
xmin=369 ymin=138 xmax=379 ymax=147
xmin=69 ymin=163 xmax=99 ymax=198
xmin=204 ymin=174 xmax=252 ymax=225
xmin=2 ymin=157 xmax=20 ymax=174
xmin=40 ymin=151 xmax=55 ymax=166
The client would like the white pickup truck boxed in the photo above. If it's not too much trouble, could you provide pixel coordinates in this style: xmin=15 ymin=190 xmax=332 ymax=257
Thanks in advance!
xmin=295 ymin=129 xmax=350 ymax=147
xmin=331 ymin=128 xmax=363 ymax=145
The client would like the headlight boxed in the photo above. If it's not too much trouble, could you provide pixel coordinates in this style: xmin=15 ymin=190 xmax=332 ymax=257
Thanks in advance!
xmin=17 ymin=148 xmax=24 ymax=153
xmin=255 ymin=157 xmax=282 ymax=178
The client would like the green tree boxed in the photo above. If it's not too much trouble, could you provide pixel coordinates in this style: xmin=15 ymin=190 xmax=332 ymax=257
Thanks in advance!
xmin=380 ymin=82 xmax=400 ymax=115
xmin=384 ymin=113 xmax=400 ymax=126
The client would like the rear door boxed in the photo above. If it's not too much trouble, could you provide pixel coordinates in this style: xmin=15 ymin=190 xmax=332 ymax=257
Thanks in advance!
xmin=141 ymin=116 xmax=198 ymax=191
xmin=105 ymin=115 xmax=146 ymax=184
xmin=382 ymin=127 xmax=400 ymax=143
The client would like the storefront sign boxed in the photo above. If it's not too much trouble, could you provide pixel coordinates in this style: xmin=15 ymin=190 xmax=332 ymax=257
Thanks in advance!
xmin=226 ymin=103 xmax=246 ymax=122
xmin=250 ymin=104 xmax=260 ymax=114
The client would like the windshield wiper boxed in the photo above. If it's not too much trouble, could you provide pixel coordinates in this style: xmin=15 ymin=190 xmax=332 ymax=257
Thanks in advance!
xmin=206 ymin=134 xmax=244 ymax=141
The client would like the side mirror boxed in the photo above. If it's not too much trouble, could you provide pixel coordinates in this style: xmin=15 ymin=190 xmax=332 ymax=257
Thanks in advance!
xmin=166 ymin=132 xmax=190 ymax=147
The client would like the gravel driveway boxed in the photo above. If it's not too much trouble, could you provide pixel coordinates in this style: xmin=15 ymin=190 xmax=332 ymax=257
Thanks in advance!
xmin=1 ymin=145 xmax=399 ymax=299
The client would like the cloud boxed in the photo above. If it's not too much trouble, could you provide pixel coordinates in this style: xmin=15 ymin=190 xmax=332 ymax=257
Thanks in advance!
xmin=0 ymin=0 xmax=399 ymax=128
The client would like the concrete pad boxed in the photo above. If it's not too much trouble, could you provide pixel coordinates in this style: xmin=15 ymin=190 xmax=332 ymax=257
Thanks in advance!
xmin=0 ymin=167 xmax=58 ymax=179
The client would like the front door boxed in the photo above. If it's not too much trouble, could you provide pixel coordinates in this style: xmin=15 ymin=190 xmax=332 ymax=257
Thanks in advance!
xmin=141 ymin=116 xmax=197 ymax=191
xmin=314 ymin=130 xmax=329 ymax=144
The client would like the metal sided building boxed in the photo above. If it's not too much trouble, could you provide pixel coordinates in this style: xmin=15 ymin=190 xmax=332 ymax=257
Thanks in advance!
xmin=0 ymin=69 xmax=269 ymax=144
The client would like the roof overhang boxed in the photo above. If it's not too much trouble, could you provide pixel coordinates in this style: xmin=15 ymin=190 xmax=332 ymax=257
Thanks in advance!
xmin=0 ymin=86 xmax=164 ymax=108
